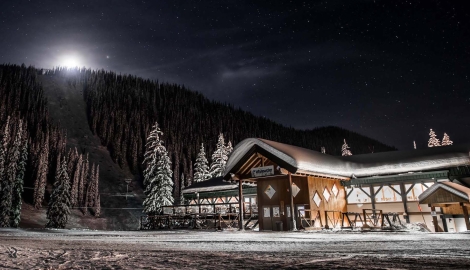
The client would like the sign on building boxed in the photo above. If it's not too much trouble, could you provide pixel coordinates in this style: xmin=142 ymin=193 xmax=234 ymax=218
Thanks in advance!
xmin=251 ymin=165 xmax=274 ymax=177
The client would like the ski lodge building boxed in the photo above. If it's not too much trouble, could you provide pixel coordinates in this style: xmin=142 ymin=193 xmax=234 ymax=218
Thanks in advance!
xmin=183 ymin=138 xmax=470 ymax=232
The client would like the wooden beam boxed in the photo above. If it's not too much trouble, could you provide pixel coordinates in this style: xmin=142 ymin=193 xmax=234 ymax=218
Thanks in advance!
xmin=461 ymin=203 xmax=470 ymax=231
xmin=405 ymin=183 xmax=415 ymax=195
xmin=431 ymin=205 xmax=439 ymax=232
xmin=279 ymin=168 xmax=289 ymax=175
xmin=359 ymin=186 xmax=371 ymax=198
xmin=289 ymin=172 xmax=297 ymax=231
xmin=374 ymin=185 xmax=383 ymax=197
xmin=238 ymin=179 xmax=244 ymax=231
xmin=400 ymin=183 xmax=410 ymax=223
xmin=369 ymin=186 xmax=376 ymax=210
xmin=388 ymin=184 xmax=401 ymax=196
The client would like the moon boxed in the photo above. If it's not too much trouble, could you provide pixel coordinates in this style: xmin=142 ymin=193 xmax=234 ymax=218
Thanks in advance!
xmin=60 ymin=54 xmax=81 ymax=68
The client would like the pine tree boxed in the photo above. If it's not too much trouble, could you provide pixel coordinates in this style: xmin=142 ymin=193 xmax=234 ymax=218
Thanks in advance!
xmin=142 ymin=122 xmax=174 ymax=215
xmin=84 ymin=163 xmax=95 ymax=215
xmin=95 ymin=194 xmax=101 ymax=217
xmin=33 ymin=133 xmax=49 ymax=209
xmin=321 ymin=147 xmax=326 ymax=154
xmin=46 ymin=157 xmax=71 ymax=229
xmin=85 ymin=163 xmax=100 ymax=216
xmin=93 ymin=165 xmax=100 ymax=217
xmin=341 ymin=139 xmax=353 ymax=156
xmin=0 ymin=117 xmax=10 ymax=219
xmin=225 ymin=141 xmax=233 ymax=157
xmin=428 ymin=129 xmax=441 ymax=147
xmin=79 ymin=153 xmax=89 ymax=213
xmin=179 ymin=173 xmax=185 ymax=205
xmin=442 ymin=133 xmax=453 ymax=146
xmin=70 ymin=150 xmax=82 ymax=207
xmin=11 ymin=139 xmax=27 ymax=227
xmin=413 ymin=140 xmax=416 ymax=150
xmin=0 ymin=120 xmax=22 ymax=227
xmin=209 ymin=133 xmax=228 ymax=177
xmin=193 ymin=143 xmax=210 ymax=182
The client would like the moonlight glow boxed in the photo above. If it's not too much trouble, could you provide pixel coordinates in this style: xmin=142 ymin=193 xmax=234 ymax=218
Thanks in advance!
xmin=60 ymin=55 xmax=82 ymax=68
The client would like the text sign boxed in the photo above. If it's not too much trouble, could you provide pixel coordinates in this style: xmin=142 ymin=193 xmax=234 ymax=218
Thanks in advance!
xmin=251 ymin=165 xmax=274 ymax=178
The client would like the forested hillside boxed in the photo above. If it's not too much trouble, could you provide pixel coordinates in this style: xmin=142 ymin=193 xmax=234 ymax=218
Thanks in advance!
xmin=44 ymin=67 xmax=395 ymax=201
xmin=0 ymin=64 xmax=395 ymax=228
xmin=0 ymin=65 xmax=101 ymax=228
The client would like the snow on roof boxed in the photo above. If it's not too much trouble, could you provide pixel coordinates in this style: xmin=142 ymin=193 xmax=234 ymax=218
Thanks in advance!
xmin=223 ymin=138 xmax=470 ymax=179
xmin=182 ymin=177 xmax=237 ymax=194
xmin=418 ymin=181 xmax=470 ymax=203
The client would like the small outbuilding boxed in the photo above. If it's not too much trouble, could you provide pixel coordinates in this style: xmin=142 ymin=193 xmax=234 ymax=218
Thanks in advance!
xmin=418 ymin=181 xmax=470 ymax=232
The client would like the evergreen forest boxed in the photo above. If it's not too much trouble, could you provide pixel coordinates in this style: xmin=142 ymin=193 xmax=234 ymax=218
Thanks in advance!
xmin=0 ymin=64 xmax=395 ymax=214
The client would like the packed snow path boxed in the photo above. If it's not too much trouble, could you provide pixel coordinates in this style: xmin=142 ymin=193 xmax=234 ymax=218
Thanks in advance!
xmin=1 ymin=229 xmax=469 ymax=269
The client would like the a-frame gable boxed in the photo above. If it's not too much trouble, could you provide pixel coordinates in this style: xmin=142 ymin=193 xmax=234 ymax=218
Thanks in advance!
xmin=419 ymin=183 xmax=470 ymax=205
xmin=229 ymin=150 xmax=289 ymax=181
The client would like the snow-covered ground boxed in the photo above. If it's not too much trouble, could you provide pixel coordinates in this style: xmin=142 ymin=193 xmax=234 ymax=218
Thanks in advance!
xmin=1 ymin=228 xmax=469 ymax=269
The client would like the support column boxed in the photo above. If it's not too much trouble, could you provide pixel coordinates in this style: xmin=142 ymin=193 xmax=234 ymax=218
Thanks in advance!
xmin=238 ymin=179 xmax=244 ymax=230
xmin=430 ymin=205 xmax=439 ymax=232
xmin=288 ymin=172 xmax=297 ymax=231
xmin=369 ymin=186 xmax=376 ymax=210
xmin=461 ymin=203 xmax=470 ymax=231
xmin=399 ymin=183 xmax=410 ymax=223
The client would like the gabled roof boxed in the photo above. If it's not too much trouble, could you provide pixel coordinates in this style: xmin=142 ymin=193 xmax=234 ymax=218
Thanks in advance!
xmin=182 ymin=177 xmax=237 ymax=194
xmin=223 ymin=138 xmax=470 ymax=180
xmin=418 ymin=181 xmax=470 ymax=203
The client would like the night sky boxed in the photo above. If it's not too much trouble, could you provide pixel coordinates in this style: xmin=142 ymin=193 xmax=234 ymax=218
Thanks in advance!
xmin=1 ymin=0 xmax=469 ymax=150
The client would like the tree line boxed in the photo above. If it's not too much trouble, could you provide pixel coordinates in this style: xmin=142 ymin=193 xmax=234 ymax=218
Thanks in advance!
xmin=43 ymin=67 xmax=395 ymax=202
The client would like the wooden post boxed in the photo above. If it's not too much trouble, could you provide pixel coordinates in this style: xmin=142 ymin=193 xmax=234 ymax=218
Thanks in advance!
xmin=238 ymin=179 xmax=244 ymax=230
xmin=369 ymin=186 xmax=376 ymax=210
xmin=288 ymin=172 xmax=297 ymax=231
xmin=430 ymin=205 xmax=439 ymax=232
xmin=399 ymin=183 xmax=410 ymax=223
xmin=461 ymin=203 xmax=470 ymax=231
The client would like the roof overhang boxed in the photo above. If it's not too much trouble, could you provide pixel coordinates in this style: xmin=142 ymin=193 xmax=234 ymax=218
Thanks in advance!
xmin=343 ymin=170 xmax=449 ymax=187
xmin=418 ymin=181 xmax=470 ymax=204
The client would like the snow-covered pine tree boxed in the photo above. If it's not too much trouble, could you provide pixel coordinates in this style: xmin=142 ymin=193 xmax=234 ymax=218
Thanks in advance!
xmin=10 ymin=138 xmax=27 ymax=227
xmin=193 ymin=143 xmax=210 ymax=182
xmin=142 ymin=122 xmax=174 ymax=216
xmin=33 ymin=132 xmax=49 ymax=209
xmin=84 ymin=163 xmax=96 ymax=215
xmin=66 ymin=148 xmax=76 ymax=175
xmin=93 ymin=165 xmax=100 ymax=217
xmin=86 ymin=163 xmax=100 ymax=216
xmin=209 ymin=133 xmax=227 ymax=177
xmin=442 ymin=133 xmax=453 ymax=146
xmin=413 ymin=141 xmax=416 ymax=150
xmin=428 ymin=129 xmax=441 ymax=147
xmin=0 ymin=117 xmax=10 ymax=218
xmin=70 ymin=150 xmax=82 ymax=207
xmin=341 ymin=139 xmax=353 ymax=156
xmin=79 ymin=153 xmax=89 ymax=213
xmin=46 ymin=157 xmax=71 ymax=229
xmin=95 ymin=194 xmax=101 ymax=217
xmin=225 ymin=141 xmax=233 ymax=157
xmin=0 ymin=120 xmax=22 ymax=227
xmin=321 ymin=147 xmax=326 ymax=154
xmin=179 ymin=173 xmax=185 ymax=205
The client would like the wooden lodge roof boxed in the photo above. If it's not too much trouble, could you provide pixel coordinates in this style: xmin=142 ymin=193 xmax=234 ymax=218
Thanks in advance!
xmin=223 ymin=138 xmax=470 ymax=180
xmin=182 ymin=177 xmax=237 ymax=194
xmin=418 ymin=181 xmax=470 ymax=204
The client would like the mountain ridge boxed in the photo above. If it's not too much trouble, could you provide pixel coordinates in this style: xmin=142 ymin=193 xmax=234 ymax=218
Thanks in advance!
xmin=0 ymin=64 xmax=396 ymax=230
